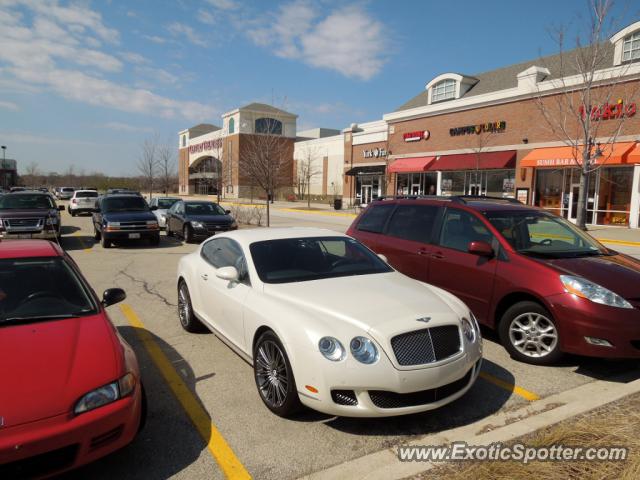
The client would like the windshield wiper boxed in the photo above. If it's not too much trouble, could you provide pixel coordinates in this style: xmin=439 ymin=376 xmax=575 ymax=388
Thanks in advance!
xmin=0 ymin=313 xmax=81 ymax=326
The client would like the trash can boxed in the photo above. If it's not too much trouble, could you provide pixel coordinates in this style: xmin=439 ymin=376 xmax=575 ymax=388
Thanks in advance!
xmin=333 ymin=198 xmax=342 ymax=210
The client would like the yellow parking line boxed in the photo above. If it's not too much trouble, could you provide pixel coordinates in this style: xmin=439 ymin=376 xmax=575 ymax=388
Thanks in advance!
xmin=72 ymin=231 xmax=92 ymax=252
xmin=597 ymin=238 xmax=640 ymax=247
xmin=119 ymin=304 xmax=251 ymax=480
xmin=479 ymin=371 xmax=540 ymax=401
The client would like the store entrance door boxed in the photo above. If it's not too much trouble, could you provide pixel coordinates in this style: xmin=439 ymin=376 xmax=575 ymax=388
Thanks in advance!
xmin=468 ymin=183 xmax=483 ymax=196
xmin=361 ymin=185 xmax=373 ymax=205
xmin=568 ymin=184 xmax=580 ymax=222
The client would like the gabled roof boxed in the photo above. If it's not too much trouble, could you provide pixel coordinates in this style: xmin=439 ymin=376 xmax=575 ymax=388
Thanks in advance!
xmin=394 ymin=43 xmax=616 ymax=112
xmin=188 ymin=123 xmax=220 ymax=139
xmin=239 ymin=102 xmax=296 ymax=117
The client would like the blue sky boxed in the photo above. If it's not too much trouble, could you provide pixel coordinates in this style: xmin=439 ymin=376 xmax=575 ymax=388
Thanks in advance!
xmin=0 ymin=0 xmax=638 ymax=176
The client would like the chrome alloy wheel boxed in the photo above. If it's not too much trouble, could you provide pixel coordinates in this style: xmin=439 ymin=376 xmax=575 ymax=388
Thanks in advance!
xmin=255 ymin=340 xmax=289 ymax=408
xmin=178 ymin=284 xmax=190 ymax=328
xmin=508 ymin=312 xmax=558 ymax=358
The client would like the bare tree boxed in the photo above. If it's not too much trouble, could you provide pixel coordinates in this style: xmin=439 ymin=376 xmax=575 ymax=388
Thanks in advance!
xmin=138 ymin=135 xmax=159 ymax=200
xmin=295 ymin=144 xmax=322 ymax=208
xmin=21 ymin=161 xmax=41 ymax=186
xmin=157 ymin=140 xmax=177 ymax=195
xmin=242 ymin=117 xmax=293 ymax=226
xmin=533 ymin=0 xmax=639 ymax=229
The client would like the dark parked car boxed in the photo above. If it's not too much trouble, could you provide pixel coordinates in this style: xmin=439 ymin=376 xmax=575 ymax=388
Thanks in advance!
xmin=0 ymin=191 xmax=64 ymax=240
xmin=166 ymin=200 xmax=237 ymax=243
xmin=347 ymin=195 xmax=640 ymax=365
xmin=93 ymin=195 xmax=159 ymax=248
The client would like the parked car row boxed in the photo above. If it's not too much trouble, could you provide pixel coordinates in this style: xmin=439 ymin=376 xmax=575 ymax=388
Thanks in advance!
xmin=2 ymin=194 xmax=639 ymax=477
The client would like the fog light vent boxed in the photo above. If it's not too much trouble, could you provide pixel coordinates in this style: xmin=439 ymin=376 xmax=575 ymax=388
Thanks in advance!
xmin=585 ymin=336 xmax=613 ymax=347
xmin=331 ymin=390 xmax=358 ymax=406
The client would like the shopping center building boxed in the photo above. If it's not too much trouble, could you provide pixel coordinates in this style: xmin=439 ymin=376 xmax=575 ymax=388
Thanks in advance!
xmin=178 ymin=20 xmax=640 ymax=227
xmin=377 ymin=20 xmax=640 ymax=228
xmin=178 ymin=103 xmax=297 ymax=198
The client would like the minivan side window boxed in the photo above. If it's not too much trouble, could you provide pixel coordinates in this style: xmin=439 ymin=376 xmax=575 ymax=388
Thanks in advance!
xmin=439 ymin=209 xmax=493 ymax=252
xmin=386 ymin=205 xmax=439 ymax=243
xmin=356 ymin=204 xmax=395 ymax=234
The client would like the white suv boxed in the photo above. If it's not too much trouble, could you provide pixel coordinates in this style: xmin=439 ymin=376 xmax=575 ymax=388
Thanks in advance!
xmin=68 ymin=190 xmax=98 ymax=216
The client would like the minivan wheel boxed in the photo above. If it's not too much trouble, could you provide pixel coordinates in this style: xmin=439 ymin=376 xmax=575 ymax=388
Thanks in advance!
xmin=499 ymin=301 xmax=562 ymax=365
xmin=253 ymin=331 xmax=302 ymax=417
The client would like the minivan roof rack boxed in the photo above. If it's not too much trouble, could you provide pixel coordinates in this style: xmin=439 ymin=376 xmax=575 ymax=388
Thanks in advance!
xmin=373 ymin=195 xmax=522 ymax=204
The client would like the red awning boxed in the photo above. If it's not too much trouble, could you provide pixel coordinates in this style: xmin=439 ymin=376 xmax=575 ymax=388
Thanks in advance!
xmin=388 ymin=156 xmax=436 ymax=173
xmin=429 ymin=150 xmax=516 ymax=171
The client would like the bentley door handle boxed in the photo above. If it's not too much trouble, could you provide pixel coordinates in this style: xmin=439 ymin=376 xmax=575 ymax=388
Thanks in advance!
xmin=201 ymin=273 xmax=208 ymax=280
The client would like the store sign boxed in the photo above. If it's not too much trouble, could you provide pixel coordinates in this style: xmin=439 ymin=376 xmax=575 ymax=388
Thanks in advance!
xmin=579 ymin=100 xmax=636 ymax=121
xmin=188 ymin=138 xmax=222 ymax=154
xmin=450 ymin=121 xmax=506 ymax=136
xmin=403 ymin=130 xmax=430 ymax=142
xmin=533 ymin=158 xmax=578 ymax=167
xmin=363 ymin=147 xmax=388 ymax=158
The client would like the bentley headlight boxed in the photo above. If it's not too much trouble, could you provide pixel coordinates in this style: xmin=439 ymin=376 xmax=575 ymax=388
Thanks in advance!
xmin=461 ymin=317 xmax=476 ymax=342
xmin=318 ymin=336 xmax=345 ymax=361
xmin=560 ymin=275 xmax=632 ymax=309
xmin=350 ymin=336 xmax=379 ymax=364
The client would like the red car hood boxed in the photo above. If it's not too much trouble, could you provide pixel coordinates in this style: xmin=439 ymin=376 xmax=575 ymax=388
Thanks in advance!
xmin=0 ymin=313 xmax=121 ymax=428
xmin=543 ymin=253 xmax=640 ymax=301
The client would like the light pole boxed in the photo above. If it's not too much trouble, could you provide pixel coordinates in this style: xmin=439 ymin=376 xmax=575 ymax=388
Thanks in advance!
xmin=1 ymin=146 xmax=6 ymax=189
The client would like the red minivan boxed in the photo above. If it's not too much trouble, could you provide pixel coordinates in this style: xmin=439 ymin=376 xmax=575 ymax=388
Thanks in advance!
xmin=347 ymin=196 xmax=640 ymax=365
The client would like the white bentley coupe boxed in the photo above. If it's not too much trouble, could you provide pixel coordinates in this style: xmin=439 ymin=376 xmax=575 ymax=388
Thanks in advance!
xmin=176 ymin=228 xmax=482 ymax=417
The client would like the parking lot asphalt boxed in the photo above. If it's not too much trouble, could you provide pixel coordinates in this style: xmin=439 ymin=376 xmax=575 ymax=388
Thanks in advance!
xmin=54 ymin=204 xmax=640 ymax=480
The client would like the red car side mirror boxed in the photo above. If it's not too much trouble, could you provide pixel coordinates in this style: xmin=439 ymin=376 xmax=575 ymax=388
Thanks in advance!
xmin=468 ymin=241 xmax=493 ymax=257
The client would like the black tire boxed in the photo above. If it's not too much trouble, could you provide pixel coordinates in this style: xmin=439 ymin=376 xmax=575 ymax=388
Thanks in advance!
xmin=70 ymin=209 xmax=76 ymax=217
xmin=253 ymin=331 xmax=302 ymax=417
xmin=94 ymin=226 xmax=101 ymax=241
xmin=177 ymin=281 xmax=206 ymax=333
xmin=499 ymin=301 xmax=562 ymax=365
xmin=183 ymin=224 xmax=193 ymax=244
xmin=101 ymin=234 xmax=111 ymax=249
xmin=137 ymin=382 xmax=148 ymax=433
xmin=166 ymin=227 xmax=173 ymax=237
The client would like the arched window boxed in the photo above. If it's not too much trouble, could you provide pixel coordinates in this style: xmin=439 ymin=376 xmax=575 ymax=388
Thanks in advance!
xmin=623 ymin=31 xmax=640 ymax=62
xmin=431 ymin=78 xmax=456 ymax=102
xmin=255 ymin=117 xmax=283 ymax=135
xmin=229 ymin=117 xmax=235 ymax=134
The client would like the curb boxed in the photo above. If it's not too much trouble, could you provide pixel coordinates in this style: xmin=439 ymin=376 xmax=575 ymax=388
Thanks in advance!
xmin=299 ymin=376 xmax=640 ymax=480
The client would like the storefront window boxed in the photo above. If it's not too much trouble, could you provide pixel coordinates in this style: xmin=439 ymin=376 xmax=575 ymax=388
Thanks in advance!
xmin=596 ymin=166 xmax=633 ymax=226
xmin=485 ymin=169 xmax=515 ymax=197
xmin=441 ymin=171 xmax=465 ymax=195
xmin=395 ymin=173 xmax=437 ymax=195
xmin=535 ymin=169 xmax=564 ymax=212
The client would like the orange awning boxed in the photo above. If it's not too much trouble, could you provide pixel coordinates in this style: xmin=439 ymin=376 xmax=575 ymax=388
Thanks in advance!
xmin=388 ymin=156 xmax=436 ymax=173
xmin=627 ymin=143 xmax=640 ymax=164
xmin=519 ymin=142 xmax=636 ymax=168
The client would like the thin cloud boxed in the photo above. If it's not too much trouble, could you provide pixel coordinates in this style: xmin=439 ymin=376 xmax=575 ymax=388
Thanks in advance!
xmin=206 ymin=0 xmax=238 ymax=10
xmin=246 ymin=1 xmax=388 ymax=80
xmin=197 ymin=9 xmax=216 ymax=25
xmin=142 ymin=34 xmax=168 ymax=44
xmin=104 ymin=122 xmax=154 ymax=133
xmin=0 ymin=100 xmax=20 ymax=111
xmin=120 ymin=51 xmax=150 ymax=65
xmin=168 ymin=22 xmax=208 ymax=47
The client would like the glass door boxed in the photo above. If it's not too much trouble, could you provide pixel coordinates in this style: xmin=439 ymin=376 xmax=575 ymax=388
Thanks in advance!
xmin=467 ymin=183 xmax=483 ymax=196
xmin=361 ymin=185 xmax=372 ymax=205
xmin=568 ymin=184 xmax=580 ymax=222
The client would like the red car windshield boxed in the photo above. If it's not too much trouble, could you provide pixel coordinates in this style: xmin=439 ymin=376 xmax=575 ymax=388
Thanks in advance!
xmin=486 ymin=211 xmax=610 ymax=258
xmin=0 ymin=257 xmax=97 ymax=324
